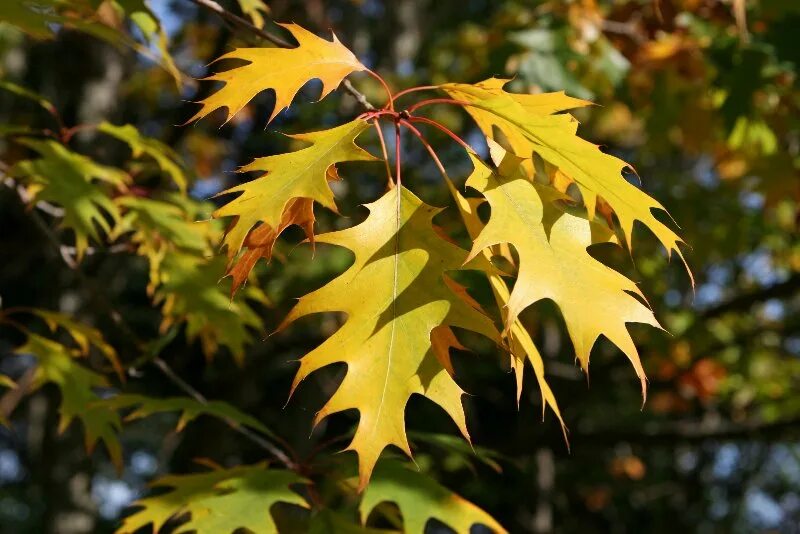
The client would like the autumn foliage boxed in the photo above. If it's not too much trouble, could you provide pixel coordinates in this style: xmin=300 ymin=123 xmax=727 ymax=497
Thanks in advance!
xmin=0 ymin=4 xmax=707 ymax=533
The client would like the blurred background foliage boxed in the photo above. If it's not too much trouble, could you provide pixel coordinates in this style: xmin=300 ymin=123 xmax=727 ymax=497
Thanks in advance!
xmin=0 ymin=0 xmax=798 ymax=533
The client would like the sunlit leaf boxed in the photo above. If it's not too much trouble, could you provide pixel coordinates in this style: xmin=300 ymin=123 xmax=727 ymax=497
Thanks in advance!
xmin=190 ymin=23 xmax=367 ymax=125
xmin=282 ymin=185 xmax=500 ymax=489
xmin=214 ymin=119 xmax=377 ymax=260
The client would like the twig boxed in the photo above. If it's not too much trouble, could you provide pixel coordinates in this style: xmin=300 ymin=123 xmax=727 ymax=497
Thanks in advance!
xmin=372 ymin=119 xmax=393 ymax=186
xmin=189 ymin=0 xmax=291 ymax=47
xmin=187 ymin=0 xmax=374 ymax=110
xmin=700 ymin=273 xmax=800 ymax=320
xmin=408 ymin=116 xmax=474 ymax=152
xmin=0 ymin=366 xmax=38 ymax=422
xmin=576 ymin=414 xmax=800 ymax=444
xmin=151 ymin=356 xmax=297 ymax=467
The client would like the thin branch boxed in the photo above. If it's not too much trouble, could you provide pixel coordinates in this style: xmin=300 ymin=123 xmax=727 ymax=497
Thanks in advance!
xmin=408 ymin=116 xmax=474 ymax=152
xmin=2 ymin=175 xmax=92 ymax=267
xmin=407 ymin=98 xmax=470 ymax=114
xmin=400 ymin=119 xmax=448 ymax=180
xmin=187 ymin=0 xmax=374 ymax=110
xmin=394 ymin=120 xmax=402 ymax=186
xmin=0 ymin=366 xmax=38 ymax=422
xmin=150 ymin=357 xmax=297 ymax=467
xmin=3 ymin=177 xmax=64 ymax=217
xmin=700 ymin=273 xmax=800 ymax=320
xmin=359 ymin=109 xmax=398 ymax=121
xmin=189 ymin=0 xmax=292 ymax=46
xmin=372 ymin=119 xmax=393 ymax=186
xmin=393 ymin=85 xmax=439 ymax=103
xmin=576 ymin=414 xmax=800 ymax=445
xmin=366 ymin=69 xmax=394 ymax=110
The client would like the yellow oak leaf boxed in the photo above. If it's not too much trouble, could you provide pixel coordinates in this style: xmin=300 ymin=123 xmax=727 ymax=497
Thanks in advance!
xmin=281 ymin=185 xmax=499 ymax=489
xmin=444 ymin=78 xmax=589 ymax=178
xmin=214 ymin=119 xmax=377 ymax=259
xmin=431 ymin=325 xmax=466 ymax=376
xmin=225 ymin=163 xmax=341 ymax=297
xmin=441 ymin=79 xmax=690 ymax=280
xmin=226 ymin=197 xmax=315 ymax=297
xmin=464 ymin=150 xmax=662 ymax=399
xmin=476 ymin=77 xmax=593 ymax=115
xmin=189 ymin=23 xmax=366 ymax=125
xmin=443 ymin=177 xmax=565 ymax=431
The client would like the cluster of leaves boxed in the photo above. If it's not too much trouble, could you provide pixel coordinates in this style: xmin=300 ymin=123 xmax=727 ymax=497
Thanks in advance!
xmin=180 ymin=20 xmax=687 ymax=493
xmin=1 ymin=0 xmax=181 ymax=85
xmin=0 ymin=4 xmax=700 ymax=533
xmin=1 ymin=78 xmax=266 ymax=361
xmin=476 ymin=0 xmax=800 ymax=424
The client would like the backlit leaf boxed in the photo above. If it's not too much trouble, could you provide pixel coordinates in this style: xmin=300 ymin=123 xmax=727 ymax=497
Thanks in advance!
xmin=441 ymin=79 xmax=690 ymax=278
xmin=156 ymin=253 xmax=267 ymax=363
xmin=189 ymin=23 xmax=367 ymax=125
xmin=28 ymin=309 xmax=123 ymax=379
xmin=99 ymin=122 xmax=189 ymax=192
xmin=214 ymin=119 xmax=376 ymax=259
xmin=282 ymin=185 xmax=499 ymax=489
xmin=464 ymin=149 xmax=662 ymax=398
xmin=16 ymin=333 xmax=122 ymax=468
xmin=444 ymin=176 xmax=565 ymax=427
xmin=236 ymin=0 xmax=270 ymax=28
xmin=114 ymin=195 xmax=213 ymax=294
xmin=226 ymin=197 xmax=316 ymax=297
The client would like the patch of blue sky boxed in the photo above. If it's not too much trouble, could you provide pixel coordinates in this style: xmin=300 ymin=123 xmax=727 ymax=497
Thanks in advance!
xmin=692 ymin=155 xmax=719 ymax=189
xmin=92 ymin=474 xmax=137 ymax=519
xmin=130 ymin=450 xmax=158 ymax=477
xmin=0 ymin=448 xmax=24 ymax=484
xmin=190 ymin=176 xmax=224 ymax=199
xmin=741 ymin=249 xmax=787 ymax=286
xmin=745 ymin=488 xmax=785 ymax=529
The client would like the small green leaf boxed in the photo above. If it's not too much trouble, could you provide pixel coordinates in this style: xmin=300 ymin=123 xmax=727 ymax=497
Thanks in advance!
xmin=155 ymin=253 xmax=267 ymax=363
xmin=99 ymin=122 xmax=189 ymax=192
xmin=360 ymin=460 xmax=506 ymax=534
xmin=103 ymin=393 xmax=274 ymax=436
xmin=28 ymin=309 xmax=123 ymax=379
xmin=118 ymin=464 xmax=309 ymax=534
xmin=16 ymin=333 xmax=122 ymax=468
xmin=10 ymin=138 xmax=129 ymax=260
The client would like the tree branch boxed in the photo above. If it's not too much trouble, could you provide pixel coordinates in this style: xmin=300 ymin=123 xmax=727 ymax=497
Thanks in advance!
xmin=187 ymin=0 xmax=374 ymax=110
xmin=700 ymin=272 xmax=800 ymax=319
xmin=575 ymin=414 xmax=800 ymax=445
